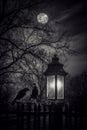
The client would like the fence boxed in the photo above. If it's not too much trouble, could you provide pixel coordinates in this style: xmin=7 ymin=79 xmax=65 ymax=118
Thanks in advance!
xmin=0 ymin=102 xmax=87 ymax=130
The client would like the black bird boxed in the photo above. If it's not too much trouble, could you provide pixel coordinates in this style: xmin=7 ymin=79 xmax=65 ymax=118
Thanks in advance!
xmin=12 ymin=88 xmax=29 ymax=105
xmin=30 ymin=83 xmax=38 ymax=99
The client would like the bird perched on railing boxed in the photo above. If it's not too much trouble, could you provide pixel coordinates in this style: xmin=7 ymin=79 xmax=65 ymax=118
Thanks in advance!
xmin=30 ymin=83 xmax=38 ymax=100
xmin=12 ymin=88 xmax=29 ymax=105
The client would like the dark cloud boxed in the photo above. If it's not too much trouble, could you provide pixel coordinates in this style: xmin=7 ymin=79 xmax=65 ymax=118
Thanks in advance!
xmin=50 ymin=1 xmax=87 ymax=76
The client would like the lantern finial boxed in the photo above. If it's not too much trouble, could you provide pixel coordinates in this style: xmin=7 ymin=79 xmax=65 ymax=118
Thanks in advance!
xmin=52 ymin=54 xmax=59 ymax=64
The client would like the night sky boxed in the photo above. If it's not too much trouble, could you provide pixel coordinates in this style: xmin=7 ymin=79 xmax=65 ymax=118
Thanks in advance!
xmin=36 ymin=0 xmax=87 ymax=76
xmin=0 ymin=0 xmax=87 ymax=77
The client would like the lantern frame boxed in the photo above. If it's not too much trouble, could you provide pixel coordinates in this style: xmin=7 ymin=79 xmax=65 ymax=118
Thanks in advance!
xmin=44 ymin=54 xmax=67 ymax=100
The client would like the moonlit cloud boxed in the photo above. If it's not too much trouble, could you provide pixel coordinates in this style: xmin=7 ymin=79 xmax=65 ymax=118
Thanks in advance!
xmin=65 ymin=55 xmax=87 ymax=76
xmin=46 ymin=1 xmax=87 ymax=76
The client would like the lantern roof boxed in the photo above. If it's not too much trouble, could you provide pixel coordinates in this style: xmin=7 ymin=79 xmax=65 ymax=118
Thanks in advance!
xmin=44 ymin=54 xmax=67 ymax=76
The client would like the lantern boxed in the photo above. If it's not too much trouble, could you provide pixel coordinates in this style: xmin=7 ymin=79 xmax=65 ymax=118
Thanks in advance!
xmin=44 ymin=55 xmax=67 ymax=100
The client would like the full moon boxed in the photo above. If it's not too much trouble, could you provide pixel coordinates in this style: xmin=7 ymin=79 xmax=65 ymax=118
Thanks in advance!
xmin=37 ymin=13 xmax=48 ymax=24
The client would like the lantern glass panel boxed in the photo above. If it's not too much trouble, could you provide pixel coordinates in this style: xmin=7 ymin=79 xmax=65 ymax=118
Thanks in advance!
xmin=57 ymin=75 xmax=64 ymax=99
xmin=47 ymin=75 xmax=55 ymax=99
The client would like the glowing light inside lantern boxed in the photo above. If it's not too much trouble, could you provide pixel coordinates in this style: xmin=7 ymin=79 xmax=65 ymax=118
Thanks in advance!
xmin=47 ymin=75 xmax=55 ymax=99
xmin=50 ymin=80 xmax=55 ymax=89
xmin=57 ymin=76 xmax=64 ymax=99
xmin=47 ymin=75 xmax=64 ymax=99
xmin=57 ymin=79 xmax=63 ymax=90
